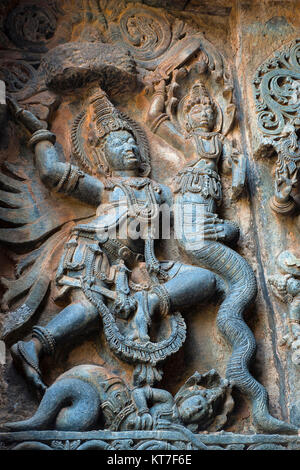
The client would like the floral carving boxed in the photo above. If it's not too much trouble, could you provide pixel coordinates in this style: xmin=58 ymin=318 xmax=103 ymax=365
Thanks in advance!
xmin=253 ymin=39 xmax=300 ymax=214
xmin=4 ymin=3 xmax=57 ymax=51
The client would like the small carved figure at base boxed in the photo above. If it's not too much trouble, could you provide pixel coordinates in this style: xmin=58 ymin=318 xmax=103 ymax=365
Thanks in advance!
xmin=3 ymin=366 xmax=233 ymax=434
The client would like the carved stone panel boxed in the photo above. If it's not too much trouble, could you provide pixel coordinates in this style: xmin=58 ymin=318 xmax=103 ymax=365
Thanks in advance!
xmin=0 ymin=0 xmax=300 ymax=451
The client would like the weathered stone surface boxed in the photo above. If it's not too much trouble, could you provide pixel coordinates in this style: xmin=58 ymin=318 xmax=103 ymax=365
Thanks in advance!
xmin=0 ymin=0 xmax=300 ymax=451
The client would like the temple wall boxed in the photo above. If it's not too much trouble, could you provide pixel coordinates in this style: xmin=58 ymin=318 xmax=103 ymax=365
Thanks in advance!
xmin=0 ymin=0 xmax=300 ymax=449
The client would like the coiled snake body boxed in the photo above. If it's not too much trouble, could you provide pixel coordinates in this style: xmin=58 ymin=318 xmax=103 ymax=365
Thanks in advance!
xmin=178 ymin=235 xmax=297 ymax=434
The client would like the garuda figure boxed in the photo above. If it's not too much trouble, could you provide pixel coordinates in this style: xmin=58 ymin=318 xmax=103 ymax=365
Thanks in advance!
xmin=147 ymin=78 xmax=297 ymax=434
xmin=5 ymin=86 xmax=217 ymax=399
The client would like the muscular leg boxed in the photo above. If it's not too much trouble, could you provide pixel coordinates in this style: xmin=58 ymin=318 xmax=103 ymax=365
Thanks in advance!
xmin=10 ymin=289 xmax=100 ymax=395
xmin=129 ymin=265 xmax=216 ymax=342
xmin=163 ymin=264 xmax=216 ymax=311
xmin=38 ymin=289 xmax=100 ymax=345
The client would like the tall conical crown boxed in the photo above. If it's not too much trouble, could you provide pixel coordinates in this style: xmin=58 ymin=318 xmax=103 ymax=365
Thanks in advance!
xmin=88 ymin=87 xmax=132 ymax=138
xmin=184 ymin=80 xmax=214 ymax=115
xmin=71 ymin=86 xmax=151 ymax=176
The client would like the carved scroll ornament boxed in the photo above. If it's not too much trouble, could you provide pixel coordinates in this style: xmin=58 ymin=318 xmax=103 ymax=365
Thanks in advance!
xmin=253 ymin=39 xmax=300 ymax=214
xmin=0 ymin=1 xmax=299 ymax=450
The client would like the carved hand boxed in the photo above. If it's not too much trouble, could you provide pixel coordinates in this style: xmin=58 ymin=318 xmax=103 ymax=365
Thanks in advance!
xmin=274 ymin=164 xmax=297 ymax=203
xmin=202 ymin=214 xmax=239 ymax=243
xmin=154 ymin=79 xmax=166 ymax=94
xmin=139 ymin=412 xmax=153 ymax=430
xmin=7 ymin=96 xmax=44 ymax=133
xmin=147 ymin=79 xmax=167 ymax=123
xmin=128 ymin=412 xmax=153 ymax=431
xmin=203 ymin=216 xmax=225 ymax=241
xmin=230 ymin=149 xmax=246 ymax=199
xmin=113 ymin=292 xmax=137 ymax=320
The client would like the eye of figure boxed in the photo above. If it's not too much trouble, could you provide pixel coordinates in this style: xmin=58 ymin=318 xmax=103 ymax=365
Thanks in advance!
xmin=196 ymin=399 xmax=203 ymax=410
xmin=191 ymin=105 xmax=202 ymax=113
xmin=113 ymin=138 xmax=124 ymax=146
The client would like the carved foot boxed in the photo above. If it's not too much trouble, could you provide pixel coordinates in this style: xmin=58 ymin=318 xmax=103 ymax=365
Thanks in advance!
xmin=10 ymin=341 xmax=46 ymax=398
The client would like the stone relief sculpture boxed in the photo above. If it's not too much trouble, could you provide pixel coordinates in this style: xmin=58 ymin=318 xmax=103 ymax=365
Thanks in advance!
xmin=1 ymin=85 xmax=238 ymax=447
xmin=4 ymin=86 xmax=219 ymax=398
xmin=252 ymin=37 xmax=300 ymax=431
xmin=6 ymin=367 xmax=233 ymax=436
xmin=253 ymin=39 xmax=300 ymax=215
xmin=269 ymin=251 xmax=300 ymax=366
xmin=0 ymin=0 xmax=299 ymax=452
xmin=146 ymin=72 xmax=295 ymax=434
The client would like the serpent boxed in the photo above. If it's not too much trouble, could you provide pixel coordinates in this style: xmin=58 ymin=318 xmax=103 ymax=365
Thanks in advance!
xmin=182 ymin=235 xmax=296 ymax=433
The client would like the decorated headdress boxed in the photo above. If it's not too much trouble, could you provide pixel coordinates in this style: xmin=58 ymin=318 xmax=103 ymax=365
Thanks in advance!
xmin=183 ymin=80 xmax=214 ymax=115
xmin=98 ymin=377 xmax=135 ymax=431
xmin=174 ymin=370 xmax=228 ymax=407
xmin=174 ymin=370 xmax=233 ymax=432
xmin=178 ymin=79 xmax=223 ymax=133
xmin=71 ymin=86 xmax=151 ymax=177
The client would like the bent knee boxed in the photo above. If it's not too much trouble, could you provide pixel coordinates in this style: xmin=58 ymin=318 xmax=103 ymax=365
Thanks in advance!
xmin=184 ymin=266 xmax=216 ymax=299
xmin=194 ymin=267 xmax=216 ymax=294
xmin=179 ymin=265 xmax=216 ymax=289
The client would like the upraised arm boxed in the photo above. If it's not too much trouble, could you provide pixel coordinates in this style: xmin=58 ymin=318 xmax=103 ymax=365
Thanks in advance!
xmin=147 ymin=80 xmax=185 ymax=152
xmin=9 ymin=100 xmax=103 ymax=207
xmin=221 ymin=137 xmax=246 ymax=199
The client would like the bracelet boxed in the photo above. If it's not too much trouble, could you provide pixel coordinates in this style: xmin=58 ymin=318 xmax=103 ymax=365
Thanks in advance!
xmin=64 ymin=166 xmax=85 ymax=194
xmin=269 ymin=196 xmax=296 ymax=214
xmin=151 ymin=284 xmax=171 ymax=318
xmin=150 ymin=113 xmax=169 ymax=133
xmin=55 ymin=164 xmax=84 ymax=194
xmin=55 ymin=163 xmax=71 ymax=192
xmin=28 ymin=129 xmax=56 ymax=149
xmin=137 ymin=407 xmax=149 ymax=416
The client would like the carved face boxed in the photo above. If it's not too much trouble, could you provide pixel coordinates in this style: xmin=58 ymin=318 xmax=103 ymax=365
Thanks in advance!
xmin=103 ymin=130 xmax=141 ymax=172
xmin=177 ymin=394 xmax=210 ymax=425
xmin=187 ymin=102 xmax=215 ymax=131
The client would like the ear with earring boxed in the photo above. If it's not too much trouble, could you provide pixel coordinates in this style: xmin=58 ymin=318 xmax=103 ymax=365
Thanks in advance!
xmin=91 ymin=147 xmax=111 ymax=176
xmin=88 ymin=129 xmax=111 ymax=176
xmin=185 ymin=118 xmax=192 ymax=132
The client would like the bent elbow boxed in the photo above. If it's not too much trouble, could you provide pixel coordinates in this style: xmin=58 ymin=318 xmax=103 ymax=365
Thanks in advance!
xmin=39 ymin=164 xmax=53 ymax=187
xmin=35 ymin=142 xmax=59 ymax=188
